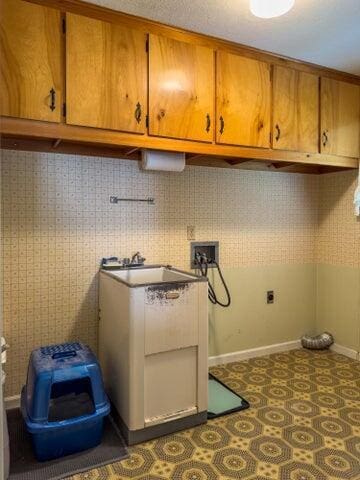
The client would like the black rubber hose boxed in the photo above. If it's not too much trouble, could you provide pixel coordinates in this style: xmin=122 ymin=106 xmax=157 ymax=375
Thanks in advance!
xmin=211 ymin=260 xmax=231 ymax=307
xmin=195 ymin=257 xmax=231 ymax=307
xmin=203 ymin=260 xmax=218 ymax=304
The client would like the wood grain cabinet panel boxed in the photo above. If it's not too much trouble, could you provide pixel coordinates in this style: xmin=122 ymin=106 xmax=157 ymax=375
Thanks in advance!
xmin=66 ymin=13 xmax=147 ymax=133
xmin=149 ymin=34 xmax=214 ymax=142
xmin=0 ymin=0 xmax=62 ymax=122
xmin=272 ymin=66 xmax=319 ymax=153
xmin=321 ymin=78 xmax=360 ymax=158
xmin=216 ymin=51 xmax=271 ymax=147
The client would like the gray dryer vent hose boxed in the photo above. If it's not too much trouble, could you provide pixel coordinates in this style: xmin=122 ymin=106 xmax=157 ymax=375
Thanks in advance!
xmin=301 ymin=332 xmax=334 ymax=350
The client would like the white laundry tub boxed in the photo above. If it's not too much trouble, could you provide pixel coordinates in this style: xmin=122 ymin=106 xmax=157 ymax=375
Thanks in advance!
xmin=99 ymin=265 xmax=208 ymax=445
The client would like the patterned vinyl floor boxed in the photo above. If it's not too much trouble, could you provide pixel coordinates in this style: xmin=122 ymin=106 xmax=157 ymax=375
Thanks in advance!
xmin=70 ymin=349 xmax=360 ymax=480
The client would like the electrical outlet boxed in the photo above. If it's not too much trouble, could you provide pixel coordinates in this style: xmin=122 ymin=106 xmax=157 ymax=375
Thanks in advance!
xmin=267 ymin=290 xmax=274 ymax=304
xmin=187 ymin=225 xmax=195 ymax=240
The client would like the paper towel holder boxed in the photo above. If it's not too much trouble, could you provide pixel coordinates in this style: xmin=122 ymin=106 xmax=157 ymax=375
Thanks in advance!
xmin=141 ymin=149 xmax=185 ymax=172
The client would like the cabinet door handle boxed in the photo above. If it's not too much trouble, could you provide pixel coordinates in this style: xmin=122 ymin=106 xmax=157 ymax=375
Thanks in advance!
xmin=219 ymin=116 xmax=225 ymax=135
xmin=49 ymin=88 xmax=56 ymax=111
xmin=322 ymin=130 xmax=328 ymax=147
xmin=135 ymin=102 xmax=142 ymax=123
xmin=275 ymin=124 xmax=281 ymax=141
xmin=206 ymin=114 xmax=211 ymax=133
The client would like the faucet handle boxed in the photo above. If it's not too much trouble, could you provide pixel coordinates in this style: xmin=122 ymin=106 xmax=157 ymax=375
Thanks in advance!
xmin=131 ymin=252 xmax=145 ymax=265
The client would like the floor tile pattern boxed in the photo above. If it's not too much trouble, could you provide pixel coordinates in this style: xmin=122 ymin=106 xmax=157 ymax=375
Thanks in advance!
xmin=69 ymin=349 xmax=360 ymax=480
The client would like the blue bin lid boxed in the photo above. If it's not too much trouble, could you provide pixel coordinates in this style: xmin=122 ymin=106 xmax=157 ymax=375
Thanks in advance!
xmin=40 ymin=342 xmax=83 ymax=357
xmin=31 ymin=342 xmax=98 ymax=373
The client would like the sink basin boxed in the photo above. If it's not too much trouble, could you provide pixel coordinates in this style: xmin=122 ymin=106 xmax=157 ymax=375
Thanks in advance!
xmin=102 ymin=265 xmax=205 ymax=287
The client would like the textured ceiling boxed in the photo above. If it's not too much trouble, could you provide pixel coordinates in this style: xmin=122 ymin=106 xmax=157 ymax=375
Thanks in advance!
xmin=86 ymin=0 xmax=360 ymax=75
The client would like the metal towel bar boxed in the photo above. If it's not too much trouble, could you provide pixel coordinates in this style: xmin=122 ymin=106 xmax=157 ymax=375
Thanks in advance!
xmin=110 ymin=196 xmax=155 ymax=205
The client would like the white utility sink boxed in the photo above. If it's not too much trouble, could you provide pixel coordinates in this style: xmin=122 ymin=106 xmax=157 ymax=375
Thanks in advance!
xmin=103 ymin=265 xmax=202 ymax=287
xmin=99 ymin=264 xmax=208 ymax=444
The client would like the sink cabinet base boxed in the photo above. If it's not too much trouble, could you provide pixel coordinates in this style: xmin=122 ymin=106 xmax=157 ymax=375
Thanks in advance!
xmin=111 ymin=405 xmax=207 ymax=445
xmin=99 ymin=268 xmax=208 ymax=441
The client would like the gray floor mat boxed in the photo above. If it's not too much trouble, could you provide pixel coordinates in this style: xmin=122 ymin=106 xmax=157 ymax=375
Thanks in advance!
xmin=7 ymin=408 xmax=128 ymax=480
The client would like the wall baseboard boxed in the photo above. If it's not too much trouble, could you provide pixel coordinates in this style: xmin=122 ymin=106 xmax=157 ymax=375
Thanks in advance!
xmin=208 ymin=340 xmax=301 ymax=367
xmin=331 ymin=343 xmax=359 ymax=361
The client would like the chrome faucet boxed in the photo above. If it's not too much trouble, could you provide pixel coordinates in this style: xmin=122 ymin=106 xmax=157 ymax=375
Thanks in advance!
xmin=130 ymin=252 xmax=146 ymax=266
xmin=101 ymin=254 xmax=146 ymax=269
xmin=119 ymin=252 xmax=146 ymax=267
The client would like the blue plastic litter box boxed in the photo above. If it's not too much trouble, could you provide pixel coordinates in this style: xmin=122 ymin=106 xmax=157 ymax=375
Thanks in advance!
xmin=21 ymin=342 xmax=110 ymax=461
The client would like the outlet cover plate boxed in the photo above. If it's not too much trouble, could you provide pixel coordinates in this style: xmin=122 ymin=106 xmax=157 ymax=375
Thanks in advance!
xmin=187 ymin=226 xmax=195 ymax=241
xmin=267 ymin=290 xmax=274 ymax=304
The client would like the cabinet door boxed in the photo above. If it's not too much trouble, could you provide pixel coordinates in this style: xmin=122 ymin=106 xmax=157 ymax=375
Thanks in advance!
xmin=149 ymin=34 xmax=214 ymax=142
xmin=66 ymin=13 xmax=147 ymax=133
xmin=144 ymin=347 xmax=197 ymax=426
xmin=0 ymin=0 xmax=62 ymax=122
xmin=272 ymin=66 xmax=319 ymax=153
xmin=216 ymin=52 xmax=270 ymax=147
xmin=321 ymin=78 xmax=360 ymax=158
xmin=144 ymin=283 xmax=198 ymax=355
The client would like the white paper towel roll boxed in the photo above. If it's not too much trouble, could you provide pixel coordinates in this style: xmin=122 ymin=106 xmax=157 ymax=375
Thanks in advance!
xmin=141 ymin=149 xmax=185 ymax=172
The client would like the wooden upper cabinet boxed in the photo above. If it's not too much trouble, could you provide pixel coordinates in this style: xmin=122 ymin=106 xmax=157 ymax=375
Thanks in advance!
xmin=272 ymin=66 xmax=319 ymax=153
xmin=216 ymin=52 xmax=271 ymax=147
xmin=66 ymin=13 xmax=147 ymax=133
xmin=149 ymin=34 xmax=214 ymax=142
xmin=0 ymin=0 xmax=62 ymax=122
xmin=321 ymin=78 xmax=360 ymax=158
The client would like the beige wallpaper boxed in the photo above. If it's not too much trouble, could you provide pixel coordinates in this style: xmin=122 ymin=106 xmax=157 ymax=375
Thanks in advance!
xmin=317 ymin=170 xmax=360 ymax=267
xmin=315 ymin=169 xmax=360 ymax=353
xmin=1 ymin=150 xmax=320 ymax=396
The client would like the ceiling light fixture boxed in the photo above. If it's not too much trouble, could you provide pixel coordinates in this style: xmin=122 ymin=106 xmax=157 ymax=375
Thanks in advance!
xmin=250 ymin=0 xmax=295 ymax=18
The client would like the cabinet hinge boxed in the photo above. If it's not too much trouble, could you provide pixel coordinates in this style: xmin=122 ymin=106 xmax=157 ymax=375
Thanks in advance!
xmin=269 ymin=132 xmax=272 ymax=144
xmin=62 ymin=18 xmax=66 ymax=34
xmin=145 ymin=114 xmax=149 ymax=128
xmin=145 ymin=39 xmax=149 ymax=53
xmin=62 ymin=103 xmax=66 ymax=117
